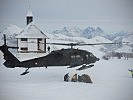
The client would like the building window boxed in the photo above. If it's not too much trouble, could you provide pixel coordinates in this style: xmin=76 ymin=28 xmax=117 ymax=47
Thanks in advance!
xmin=21 ymin=38 xmax=27 ymax=41
xmin=20 ymin=47 xmax=28 ymax=51
xmin=38 ymin=38 xmax=42 ymax=41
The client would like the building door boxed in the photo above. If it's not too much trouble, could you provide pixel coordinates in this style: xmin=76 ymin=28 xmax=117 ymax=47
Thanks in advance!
xmin=37 ymin=38 xmax=45 ymax=52
xmin=37 ymin=38 xmax=42 ymax=50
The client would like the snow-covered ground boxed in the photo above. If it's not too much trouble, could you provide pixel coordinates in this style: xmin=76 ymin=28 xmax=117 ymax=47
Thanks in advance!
xmin=0 ymin=52 xmax=133 ymax=100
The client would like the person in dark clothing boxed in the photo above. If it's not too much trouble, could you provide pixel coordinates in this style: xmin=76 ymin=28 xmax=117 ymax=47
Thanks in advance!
xmin=128 ymin=69 xmax=133 ymax=78
xmin=47 ymin=46 xmax=50 ymax=53
xmin=64 ymin=73 xmax=70 ymax=82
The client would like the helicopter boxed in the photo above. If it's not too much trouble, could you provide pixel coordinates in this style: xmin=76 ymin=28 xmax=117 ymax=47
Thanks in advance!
xmin=0 ymin=34 xmax=125 ymax=75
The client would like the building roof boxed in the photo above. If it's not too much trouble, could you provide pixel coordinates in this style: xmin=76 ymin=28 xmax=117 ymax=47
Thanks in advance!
xmin=16 ymin=22 xmax=49 ymax=39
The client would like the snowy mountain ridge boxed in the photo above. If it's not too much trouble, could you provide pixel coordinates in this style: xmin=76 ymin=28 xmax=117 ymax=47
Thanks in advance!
xmin=51 ymin=26 xmax=133 ymax=43
xmin=51 ymin=26 xmax=104 ymax=38
xmin=0 ymin=24 xmax=22 ymax=39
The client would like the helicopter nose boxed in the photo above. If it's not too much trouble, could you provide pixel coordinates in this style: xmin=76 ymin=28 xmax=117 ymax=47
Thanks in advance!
xmin=96 ymin=58 xmax=100 ymax=61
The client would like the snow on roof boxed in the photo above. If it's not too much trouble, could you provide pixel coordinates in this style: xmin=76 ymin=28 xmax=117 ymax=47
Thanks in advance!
xmin=16 ymin=22 xmax=48 ymax=39
xmin=27 ymin=9 xmax=33 ymax=16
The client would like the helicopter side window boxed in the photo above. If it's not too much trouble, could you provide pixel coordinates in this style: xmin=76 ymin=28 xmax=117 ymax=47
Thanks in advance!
xmin=76 ymin=55 xmax=80 ymax=58
xmin=71 ymin=55 xmax=81 ymax=59
xmin=71 ymin=55 xmax=75 ymax=59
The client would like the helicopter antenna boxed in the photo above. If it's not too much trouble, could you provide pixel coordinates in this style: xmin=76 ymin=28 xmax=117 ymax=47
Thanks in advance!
xmin=3 ymin=34 xmax=6 ymax=45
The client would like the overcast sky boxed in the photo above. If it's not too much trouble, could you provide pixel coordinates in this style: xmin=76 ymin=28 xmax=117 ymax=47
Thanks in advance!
xmin=0 ymin=0 xmax=133 ymax=33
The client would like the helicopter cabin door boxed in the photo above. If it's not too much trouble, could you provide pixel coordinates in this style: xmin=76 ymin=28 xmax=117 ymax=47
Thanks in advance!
xmin=37 ymin=38 xmax=45 ymax=52
xmin=70 ymin=55 xmax=83 ymax=67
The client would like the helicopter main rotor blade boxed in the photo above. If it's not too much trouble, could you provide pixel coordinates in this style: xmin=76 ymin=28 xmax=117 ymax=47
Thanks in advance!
xmin=46 ymin=42 xmax=129 ymax=46
xmin=46 ymin=43 xmax=80 ymax=49
xmin=80 ymin=42 xmax=129 ymax=46
xmin=78 ymin=42 xmax=118 ymax=46
xmin=26 ymin=41 xmax=130 ymax=46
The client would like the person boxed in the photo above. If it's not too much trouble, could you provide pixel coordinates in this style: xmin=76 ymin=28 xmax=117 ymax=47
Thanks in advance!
xmin=78 ymin=74 xmax=93 ymax=83
xmin=71 ymin=73 xmax=77 ymax=82
xmin=47 ymin=46 xmax=50 ymax=53
xmin=64 ymin=73 xmax=70 ymax=82
xmin=128 ymin=69 xmax=133 ymax=78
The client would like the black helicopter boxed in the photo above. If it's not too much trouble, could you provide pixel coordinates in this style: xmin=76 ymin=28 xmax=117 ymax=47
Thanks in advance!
xmin=0 ymin=34 xmax=123 ymax=75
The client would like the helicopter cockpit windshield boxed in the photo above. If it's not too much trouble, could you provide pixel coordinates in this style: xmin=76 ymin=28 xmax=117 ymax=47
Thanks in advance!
xmin=90 ymin=53 xmax=95 ymax=57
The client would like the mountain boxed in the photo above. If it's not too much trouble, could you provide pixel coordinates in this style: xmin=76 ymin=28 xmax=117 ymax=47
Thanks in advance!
xmin=0 ymin=24 xmax=22 ymax=44
xmin=51 ymin=26 xmax=104 ymax=38
xmin=52 ymin=27 xmax=82 ymax=37
xmin=105 ymin=31 xmax=130 ymax=40
xmin=82 ymin=27 xmax=104 ymax=39
xmin=108 ymin=32 xmax=133 ymax=51
xmin=115 ymin=45 xmax=133 ymax=53
xmin=50 ymin=26 xmax=133 ymax=53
